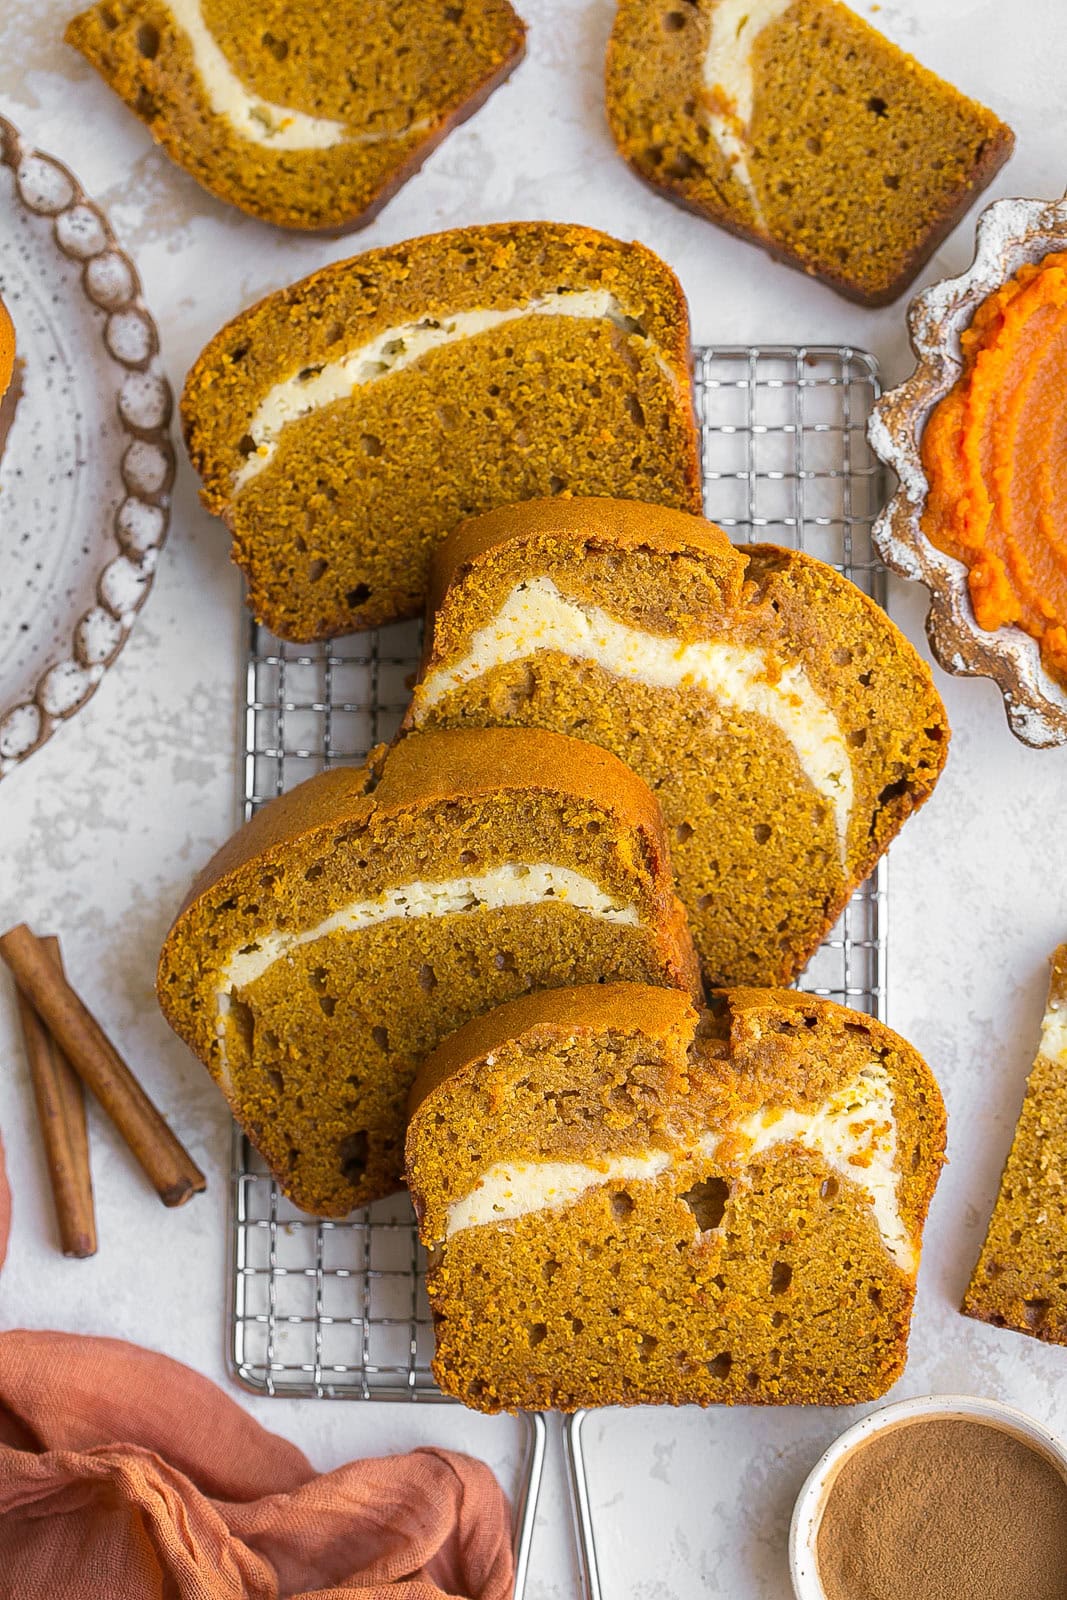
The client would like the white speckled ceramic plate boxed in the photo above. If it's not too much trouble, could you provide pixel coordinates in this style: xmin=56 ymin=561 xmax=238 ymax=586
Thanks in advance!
xmin=0 ymin=114 xmax=173 ymax=781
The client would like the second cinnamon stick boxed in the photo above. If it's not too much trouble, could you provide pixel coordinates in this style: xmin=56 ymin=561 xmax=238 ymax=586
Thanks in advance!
xmin=16 ymin=937 xmax=96 ymax=1257
xmin=0 ymin=923 xmax=205 ymax=1207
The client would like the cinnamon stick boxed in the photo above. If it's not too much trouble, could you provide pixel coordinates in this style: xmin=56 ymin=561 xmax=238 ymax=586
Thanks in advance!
xmin=15 ymin=936 xmax=96 ymax=1257
xmin=0 ymin=923 xmax=205 ymax=1207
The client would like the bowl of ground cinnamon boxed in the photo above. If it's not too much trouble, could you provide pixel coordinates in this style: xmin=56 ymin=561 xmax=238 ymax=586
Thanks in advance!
xmin=789 ymin=1394 xmax=1067 ymax=1600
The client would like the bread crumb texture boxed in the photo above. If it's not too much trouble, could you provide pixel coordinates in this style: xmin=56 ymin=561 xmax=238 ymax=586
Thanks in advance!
xmin=606 ymin=0 xmax=1013 ymax=305
xmin=410 ymin=498 xmax=948 ymax=987
xmin=964 ymin=944 xmax=1067 ymax=1343
xmin=180 ymin=223 xmax=701 ymax=639
xmin=406 ymin=982 xmax=946 ymax=1411
xmin=156 ymin=728 xmax=699 ymax=1214
xmin=65 ymin=0 xmax=525 ymax=229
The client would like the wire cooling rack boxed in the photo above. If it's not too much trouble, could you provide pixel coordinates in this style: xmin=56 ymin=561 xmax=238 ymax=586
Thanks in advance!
xmin=229 ymin=347 xmax=887 ymax=1431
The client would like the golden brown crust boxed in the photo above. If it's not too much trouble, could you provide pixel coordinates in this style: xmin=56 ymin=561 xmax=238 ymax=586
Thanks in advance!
xmin=605 ymin=0 xmax=1014 ymax=306
xmin=65 ymin=0 xmax=526 ymax=232
xmin=180 ymin=222 xmax=702 ymax=639
xmin=423 ymin=496 xmax=745 ymax=624
xmin=408 ymin=981 xmax=700 ymax=1121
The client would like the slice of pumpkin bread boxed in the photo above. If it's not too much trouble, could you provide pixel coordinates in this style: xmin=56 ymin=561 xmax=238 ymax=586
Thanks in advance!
xmin=606 ymin=0 xmax=1012 ymax=306
xmin=963 ymin=944 xmax=1067 ymax=1343
xmin=66 ymin=0 xmax=525 ymax=231
xmin=180 ymin=222 xmax=702 ymax=640
xmin=406 ymin=497 xmax=948 ymax=987
xmin=157 ymin=727 xmax=699 ymax=1215
xmin=407 ymin=982 xmax=946 ymax=1411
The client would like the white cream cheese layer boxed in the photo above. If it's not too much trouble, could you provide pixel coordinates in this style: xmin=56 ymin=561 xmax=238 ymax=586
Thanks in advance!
xmin=415 ymin=576 xmax=853 ymax=855
xmin=169 ymin=0 xmax=350 ymax=149
xmin=724 ymin=1061 xmax=911 ymax=1272
xmin=1040 ymin=997 xmax=1067 ymax=1063
xmin=446 ymin=1152 xmax=674 ymax=1235
xmin=221 ymin=863 xmax=638 ymax=993
xmin=701 ymin=0 xmax=792 ymax=223
xmin=232 ymin=291 xmax=651 ymax=489
xmin=444 ymin=1060 xmax=914 ymax=1272
xmin=212 ymin=863 xmax=639 ymax=1085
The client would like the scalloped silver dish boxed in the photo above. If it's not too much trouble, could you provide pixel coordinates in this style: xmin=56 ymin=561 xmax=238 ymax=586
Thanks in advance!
xmin=0 ymin=114 xmax=173 ymax=781
xmin=868 ymin=193 xmax=1067 ymax=749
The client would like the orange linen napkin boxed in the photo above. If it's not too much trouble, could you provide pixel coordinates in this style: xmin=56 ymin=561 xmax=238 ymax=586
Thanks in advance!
xmin=0 ymin=1137 xmax=514 ymax=1600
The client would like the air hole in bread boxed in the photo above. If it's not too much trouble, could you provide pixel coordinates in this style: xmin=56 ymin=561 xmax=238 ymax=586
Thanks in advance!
xmin=674 ymin=822 xmax=694 ymax=845
xmin=372 ymin=1026 xmax=390 ymax=1052
xmin=227 ymin=995 xmax=255 ymax=1058
xmin=318 ymin=994 xmax=337 ymax=1018
xmin=667 ymin=150 xmax=702 ymax=181
xmin=753 ymin=823 xmax=772 ymax=845
xmin=820 ymin=1176 xmax=839 ymax=1200
xmin=884 ymin=173 xmax=901 ymax=190
xmin=418 ymin=962 xmax=438 ymax=993
xmin=707 ymin=1351 xmax=732 ymax=1379
xmin=610 ymin=1190 xmax=635 ymax=1222
xmin=262 ymin=31 xmax=289 ymax=61
xmin=770 ymin=1261 xmax=792 ymax=1295
xmin=680 ymin=1176 xmax=729 ymax=1232
xmin=637 ymin=1333 xmax=658 ymax=1360
xmin=527 ymin=1321 xmax=547 ymax=1347
xmin=304 ymin=861 xmax=324 ymax=883
xmin=876 ymin=776 xmax=911 ymax=809
xmin=663 ymin=10 xmax=687 ymax=31
xmin=308 ymin=559 xmax=328 ymax=583
xmin=543 ymin=1259 xmax=560 ymax=1283
xmin=548 ymin=475 xmax=566 ymax=495
xmin=565 ymin=1313 xmax=584 ymax=1334
xmin=624 ymin=394 xmax=646 ymax=428
xmin=339 ymin=1130 xmax=368 ymax=1182
xmin=869 ymin=1286 xmax=883 ymax=1308
xmin=867 ymin=96 xmax=889 ymax=118
xmin=346 ymin=584 xmax=371 ymax=608
xmin=493 ymin=951 xmax=517 ymax=973
xmin=359 ymin=433 xmax=383 ymax=457
xmin=237 ymin=434 xmax=257 ymax=458
xmin=266 ymin=1067 xmax=284 ymax=1094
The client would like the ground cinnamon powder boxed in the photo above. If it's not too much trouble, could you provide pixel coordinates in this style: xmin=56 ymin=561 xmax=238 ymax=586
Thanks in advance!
xmin=816 ymin=1417 xmax=1067 ymax=1600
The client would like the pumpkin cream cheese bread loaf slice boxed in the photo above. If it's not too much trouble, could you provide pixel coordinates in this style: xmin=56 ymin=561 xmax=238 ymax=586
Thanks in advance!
xmin=66 ymin=0 xmax=525 ymax=231
xmin=157 ymin=727 xmax=699 ymax=1215
xmin=181 ymin=223 xmax=701 ymax=640
xmin=605 ymin=0 xmax=1013 ymax=306
xmin=406 ymin=498 xmax=948 ymax=987
xmin=407 ymin=982 xmax=946 ymax=1411
xmin=963 ymin=943 xmax=1067 ymax=1344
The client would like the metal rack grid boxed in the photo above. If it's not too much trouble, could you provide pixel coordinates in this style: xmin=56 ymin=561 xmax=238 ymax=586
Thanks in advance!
xmin=229 ymin=345 xmax=887 ymax=1421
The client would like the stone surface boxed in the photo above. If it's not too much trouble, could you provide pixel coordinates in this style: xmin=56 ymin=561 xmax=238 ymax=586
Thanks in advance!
xmin=1 ymin=2 xmax=1066 ymax=1595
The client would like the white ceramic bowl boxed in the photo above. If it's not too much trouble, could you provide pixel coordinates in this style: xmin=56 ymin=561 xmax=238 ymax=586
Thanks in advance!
xmin=788 ymin=1393 xmax=1067 ymax=1599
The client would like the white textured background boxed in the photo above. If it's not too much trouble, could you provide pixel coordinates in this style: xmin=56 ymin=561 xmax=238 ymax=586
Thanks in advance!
xmin=1 ymin=3 xmax=1066 ymax=1596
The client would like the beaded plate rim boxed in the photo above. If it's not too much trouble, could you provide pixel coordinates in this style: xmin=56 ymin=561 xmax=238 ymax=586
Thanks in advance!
xmin=867 ymin=192 xmax=1067 ymax=749
xmin=0 ymin=112 xmax=174 ymax=781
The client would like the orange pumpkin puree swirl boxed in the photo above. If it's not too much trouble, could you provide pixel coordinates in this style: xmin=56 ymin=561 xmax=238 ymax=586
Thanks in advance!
xmin=921 ymin=251 xmax=1067 ymax=687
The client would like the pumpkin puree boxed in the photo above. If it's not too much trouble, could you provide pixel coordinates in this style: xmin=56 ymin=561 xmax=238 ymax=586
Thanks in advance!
xmin=922 ymin=252 xmax=1067 ymax=687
